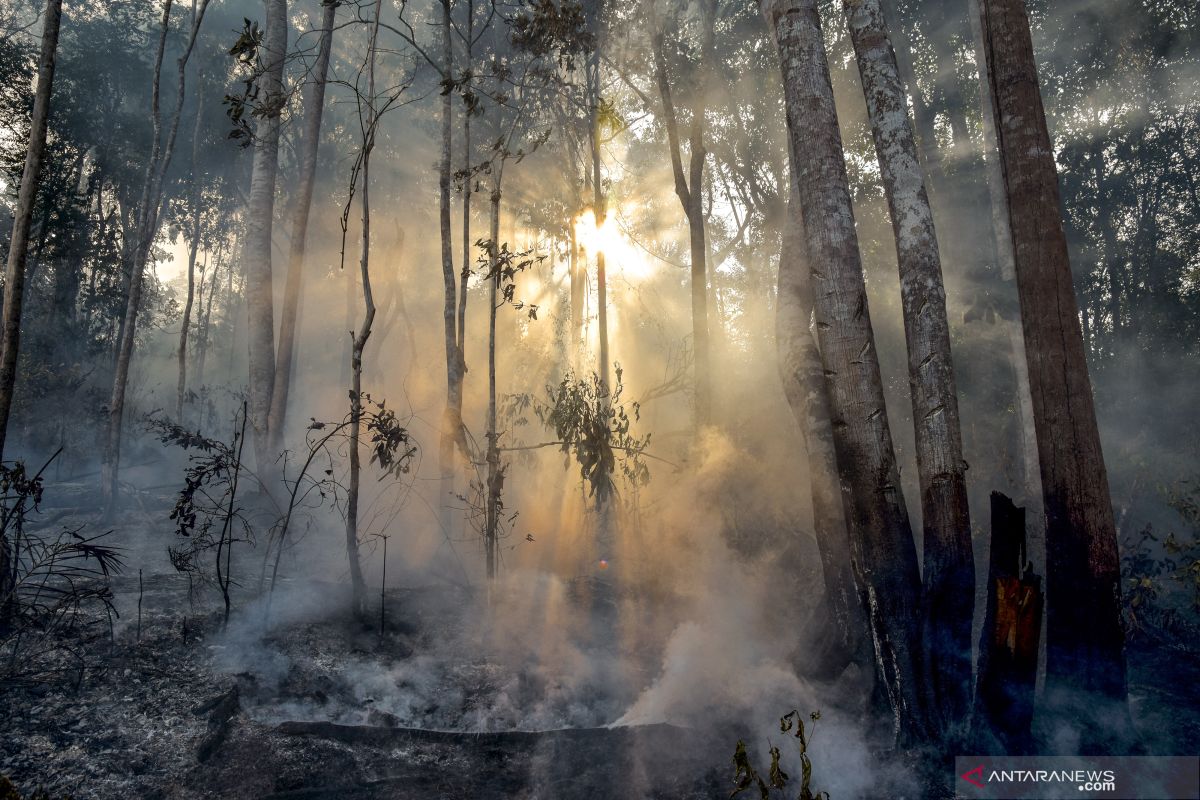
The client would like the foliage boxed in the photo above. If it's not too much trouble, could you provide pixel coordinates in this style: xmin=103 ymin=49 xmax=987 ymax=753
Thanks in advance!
xmin=731 ymin=711 xmax=829 ymax=800
xmin=1121 ymin=477 xmax=1200 ymax=646
xmin=147 ymin=404 xmax=250 ymax=623
xmin=0 ymin=454 xmax=122 ymax=686
xmin=536 ymin=365 xmax=650 ymax=500
xmin=511 ymin=0 xmax=595 ymax=69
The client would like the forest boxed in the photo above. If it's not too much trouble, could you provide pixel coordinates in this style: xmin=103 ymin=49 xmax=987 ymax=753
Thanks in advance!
xmin=0 ymin=0 xmax=1197 ymax=796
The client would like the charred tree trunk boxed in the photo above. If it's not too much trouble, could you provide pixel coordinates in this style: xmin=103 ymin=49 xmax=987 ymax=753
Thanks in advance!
xmin=268 ymin=0 xmax=336 ymax=456
xmin=844 ymin=0 xmax=973 ymax=735
xmin=974 ymin=492 xmax=1041 ymax=755
xmin=0 ymin=0 xmax=62 ymax=463
xmin=978 ymin=0 xmax=1130 ymax=751
xmin=244 ymin=0 xmax=287 ymax=476
xmin=763 ymin=0 xmax=932 ymax=743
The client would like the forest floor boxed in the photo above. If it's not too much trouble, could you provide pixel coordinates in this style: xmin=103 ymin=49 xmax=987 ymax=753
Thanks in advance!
xmin=2 ymin=485 xmax=1199 ymax=799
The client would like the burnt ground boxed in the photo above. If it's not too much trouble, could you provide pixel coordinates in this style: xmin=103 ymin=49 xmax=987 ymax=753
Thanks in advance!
xmin=2 ymin=493 xmax=1199 ymax=799
xmin=0 ymin=559 xmax=728 ymax=800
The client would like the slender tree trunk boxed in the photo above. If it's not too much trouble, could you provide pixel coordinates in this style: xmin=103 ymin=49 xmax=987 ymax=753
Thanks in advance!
xmin=268 ymin=0 xmax=336 ymax=455
xmin=346 ymin=0 xmax=383 ymax=617
xmin=457 ymin=0 xmax=473 ymax=371
xmin=102 ymin=0 xmax=210 ymax=515
xmin=978 ymin=0 xmax=1129 ymax=751
xmin=778 ymin=177 xmax=869 ymax=675
xmin=763 ymin=0 xmax=932 ymax=744
xmin=438 ymin=0 xmax=463 ymax=537
xmin=195 ymin=243 xmax=221 ymax=390
xmin=0 ymin=0 xmax=62 ymax=463
xmin=651 ymin=30 xmax=710 ymax=427
xmin=176 ymin=100 xmax=205 ymax=421
xmin=568 ymin=222 xmax=583 ymax=371
xmin=844 ymin=0 xmax=974 ymax=735
xmin=484 ymin=185 xmax=501 ymax=580
xmin=0 ymin=0 xmax=62 ymax=626
xmin=589 ymin=57 xmax=609 ymax=393
xmin=244 ymin=0 xmax=287 ymax=475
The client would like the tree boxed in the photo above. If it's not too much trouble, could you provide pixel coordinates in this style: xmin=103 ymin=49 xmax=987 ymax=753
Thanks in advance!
xmin=762 ymin=0 xmax=932 ymax=743
xmin=0 ymin=0 xmax=62 ymax=463
xmin=0 ymin=0 xmax=62 ymax=633
xmin=777 ymin=175 xmax=869 ymax=674
xmin=343 ymin=0 xmax=384 ymax=617
xmin=977 ymin=0 xmax=1129 ymax=750
xmin=102 ymin=0 xmax=211 ymax=516
xmin=650 ymin=4 xmax=714 ymax=429
xmin=843 ymin=0 xmax=973 ymax=734
xmin=268 ymin=0 xmax=339 ymax=457
xmin=242 ymin=0 xmax=288 ymax=476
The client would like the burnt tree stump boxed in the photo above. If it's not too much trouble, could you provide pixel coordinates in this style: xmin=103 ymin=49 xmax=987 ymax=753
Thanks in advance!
xmin=974 ymin=491 xmax=1043 ymax=754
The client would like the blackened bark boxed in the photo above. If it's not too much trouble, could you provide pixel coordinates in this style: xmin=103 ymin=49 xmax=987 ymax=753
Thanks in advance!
xmin=974 ymin=492 xmax=1041 ymax=755
xmin=978 ymin=0 xmax=1129 ymax=751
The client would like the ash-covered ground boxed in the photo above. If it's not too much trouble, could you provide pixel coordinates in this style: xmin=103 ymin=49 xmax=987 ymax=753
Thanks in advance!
xmin=3 ymin=483 xmax=1199 ymax=800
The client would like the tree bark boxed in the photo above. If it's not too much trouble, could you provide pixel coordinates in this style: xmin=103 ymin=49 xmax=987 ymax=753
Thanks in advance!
xmin=244 ymin=0 xmax=288 ymax=475
xmin=651 ymin=25 xmax=711 ymax=428
xmin=176 ymin=96 xmax=205 ymax=421
xmin=0 ymin=0 xmax=62 ymax=463
xmin=0 ymin=0 xmax=62 ymax=627
xmin=977 ymin=0 xmax=1129 ymax=751
xmin=484 ymin=184 xmax=501 ymax=580
xmin=346 ymin=0 xmax=383 ymax=617
xmin=843 ymin=0 xmax=974 ymax=735
xmin=777 ymin=176 xmax=870 ymax=675
xmin=268 ymin=0 xmax=337 ymax=456
xmin=763 ymin=0 xmax=932 ymax=743
xmin=438 ymin=0 xmax=464 ymax=539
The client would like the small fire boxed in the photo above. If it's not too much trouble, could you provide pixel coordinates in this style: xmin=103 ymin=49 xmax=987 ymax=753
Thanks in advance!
xmin=598 ymin=559 xmax=609 ymax=570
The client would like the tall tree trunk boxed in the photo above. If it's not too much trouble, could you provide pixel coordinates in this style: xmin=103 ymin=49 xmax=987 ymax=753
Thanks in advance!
xmin=484 ymin=185 xmax=501 ymax=580
xmin=589 ymin=56 xmax=609 ymax=393
xmin=346 ymin=0 xmax=382 ymax=617
xmin=0 ymin=0 xmax=62 ymax=463
xmin=268 ymin=0 xmax=336 ymax=455
xmin=438 ymin=0 xmax=463 ymax=538
xmin=778 ymin=177 xmax=870 ymax=675
xmin=763 ymin=0 xmax=932 ymax=744
xmin=977 ymin=0 xmax=1129 ymax=750
xmin=176 ymin=98 xmax=205 ymax=421
xmin=457 ymin=0 xmax=473 ymax=376
xmin=0 ymin=0 xmax=62 ymax=627
xmin=844 ymin=0 xmax=974 ymax=735
xmin=651 ymin=29 xmax=710 ymax=428
xmin=568 ymin=222 xmax=583 ymax=371
xmin=966 ymin=0 xmax=1042 ymax=532
xmin=195 ymin=241 xmax=222 ymax=391
xmin=244 ymin=0 xmax=288 ymax=475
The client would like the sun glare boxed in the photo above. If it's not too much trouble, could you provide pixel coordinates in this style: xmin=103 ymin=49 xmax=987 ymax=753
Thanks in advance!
xmin=572 ymin=208 xmax=657 ymax=281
